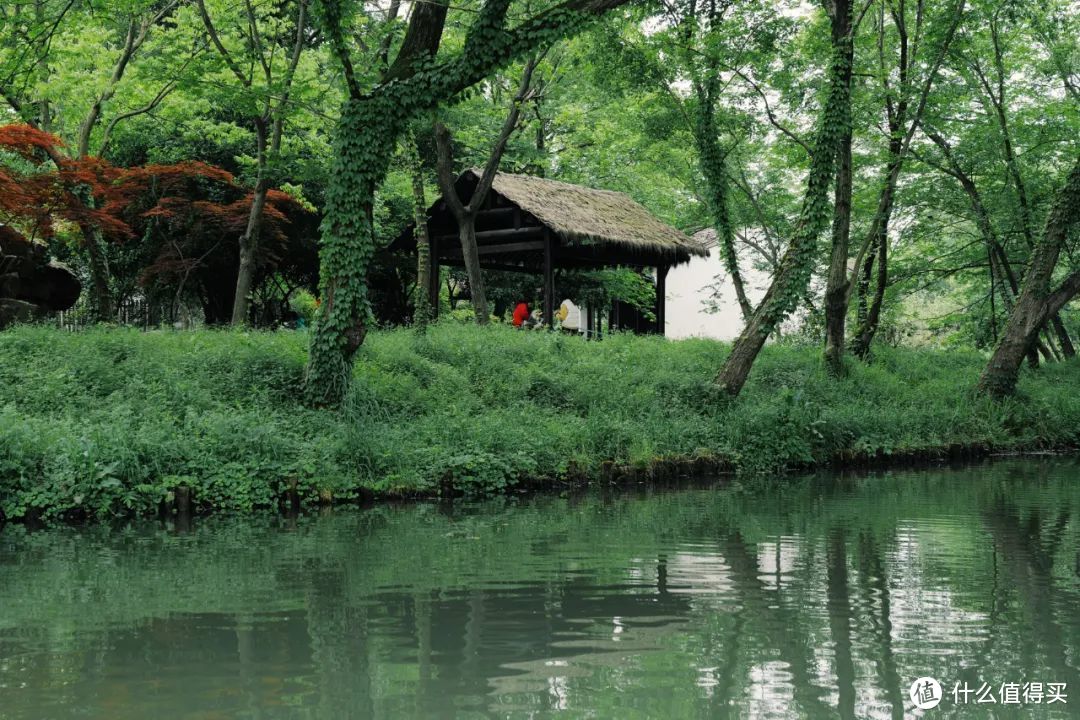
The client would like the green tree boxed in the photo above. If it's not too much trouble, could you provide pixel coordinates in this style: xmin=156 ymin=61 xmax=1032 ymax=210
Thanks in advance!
xmin=303 ymin=0 xmax=634 ymax=406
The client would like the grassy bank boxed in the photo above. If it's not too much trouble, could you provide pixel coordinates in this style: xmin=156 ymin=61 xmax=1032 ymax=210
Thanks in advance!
xmin=2 ymin=324 xmax=1079 ymax=521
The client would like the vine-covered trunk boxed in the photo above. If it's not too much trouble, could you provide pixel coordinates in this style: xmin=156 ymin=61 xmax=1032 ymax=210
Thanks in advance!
xmin=715 ymin=0 xmax=853 ymax=398
xmin=458 ymin=216 xmax=490 ymax=324
xmin=304 ymin=104 xmax=401 ymax=406
xmin=979 ymin=158 xmax=1080 ymax=397
xmin=822 ymin=128 xmax=853 ymax=373
xmin=851 ymin=229 xmax=887 ymax=358
xmin=692 ymin=89 xmax=752 ymax=323
xmin=822 ymin=0 xmax=854 ymax=375
xmin=409 ymin=156 xmax=432 ymax=331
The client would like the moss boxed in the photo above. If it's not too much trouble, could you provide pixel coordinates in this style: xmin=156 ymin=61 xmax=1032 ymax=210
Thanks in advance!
xmin=1 ymin=323 xmax=1079 ymax=521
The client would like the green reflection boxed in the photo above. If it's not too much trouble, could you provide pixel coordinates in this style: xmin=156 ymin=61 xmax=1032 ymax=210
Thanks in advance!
xmin=2 ymin=459 xmax=1079 ymax=718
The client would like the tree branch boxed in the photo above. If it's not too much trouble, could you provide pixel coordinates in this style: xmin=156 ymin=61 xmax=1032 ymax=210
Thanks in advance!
xmin=197 ymin=0 xmax=252 ymax=87
xmin=474 ymin=55 xmax=538 ymax=206
xmin=433 ymin=120 xmax=468 ymax=220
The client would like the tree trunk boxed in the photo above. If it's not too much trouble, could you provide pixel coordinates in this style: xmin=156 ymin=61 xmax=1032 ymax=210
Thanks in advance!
xmin=80 ymin=224 xmax=114 ymax=322
xmin=821 ymin=0 xmax=855 ymax=374
xmin=458 ymin=215 xmax=489 ymax=324
xmin=851 ymin=223 xmax=888 ymax=358
xmin=231 ymin=181 xmax=269 ymax=325
xmin=715 ymin=0 xmax=853 ymax=397
xmin=408 ymin=140 xmax=432 ymax=331
xmin=304 ymin=108 xmax=398 ymax=407
xmin=979 ymin=158 xmax=1080 ymax=397
xmin=849 ymin=144 xmax=900 ymax=359
xmin=1051 ymin=315 xmax=1076 ymax=358
xmin=73 ymin=177 xmax=114 ymax=322
xmin=823 ymin=124 xmax=853 ymax=373
xmin=846 ymin=0 xmax=966 ymax=359
xmin=856 ymin=247 xmax=873 ymax=327
xmin=231 ymin=119 xmax=269 ymax=326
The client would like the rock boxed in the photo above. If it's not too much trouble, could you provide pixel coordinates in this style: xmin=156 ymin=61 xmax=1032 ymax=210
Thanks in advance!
xmin=0 ymin=226 xmax=81 ymax=329
xmin=0 ymin=298 xmax=42 ymax=326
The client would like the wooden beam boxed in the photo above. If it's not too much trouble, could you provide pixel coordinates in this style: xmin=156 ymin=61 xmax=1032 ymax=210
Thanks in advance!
xmin=434 ymin=226 xmax=544 ymax=244
xmin=655 ymin=264 xmax=668 ymax=336
xmin=543 ymin=231 xmax=554 ymax=328
xmin=440 ymin=259 xmax=540 ymax=274
xmin=439 ymin=240 xmax=546 ymax=260
xmin=474 ymin=206 xmax=516 ymax=222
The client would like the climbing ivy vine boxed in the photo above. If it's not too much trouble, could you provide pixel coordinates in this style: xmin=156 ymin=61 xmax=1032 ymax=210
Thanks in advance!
xmin=692 ymin=89 xmax=752 ymax=322
xmin=756 ymin=37 xmax=852 ymax=334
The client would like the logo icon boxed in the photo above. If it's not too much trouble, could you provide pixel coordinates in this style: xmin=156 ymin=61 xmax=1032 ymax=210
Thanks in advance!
xmin=910 ymin=677 xmax=943 ymax=710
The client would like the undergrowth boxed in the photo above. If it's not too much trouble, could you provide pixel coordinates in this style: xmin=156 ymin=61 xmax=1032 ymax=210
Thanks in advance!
xmin=1 ymin=324 xmax=1078 ymax=520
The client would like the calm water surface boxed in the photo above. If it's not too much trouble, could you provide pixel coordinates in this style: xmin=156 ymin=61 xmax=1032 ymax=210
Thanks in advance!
xmin=2 ymin=460 xmax=1080 ymax=719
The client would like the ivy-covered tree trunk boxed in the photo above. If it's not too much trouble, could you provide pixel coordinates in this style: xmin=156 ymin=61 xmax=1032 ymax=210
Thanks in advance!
xmin=822 ymin=0 xmax=855 ymax=375
xmin=979 ymin=158 xmax=1080 ymax=398
xmin=304 ymin=106 xmax=400 ymax=406
xmin=715 ymin=0 xmax=853 ymax=398
xmin=692 ymin=84 xmax=752 ymax=322
xmin=407 ymin=136 xmax=433 ymax=332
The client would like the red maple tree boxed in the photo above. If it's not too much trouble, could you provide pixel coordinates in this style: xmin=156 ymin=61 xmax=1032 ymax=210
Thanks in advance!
xmin=1 ymin=123 xmax=318 ymax=323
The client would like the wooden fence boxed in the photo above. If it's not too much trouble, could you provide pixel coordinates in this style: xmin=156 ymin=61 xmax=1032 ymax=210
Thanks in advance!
xmin=54 ymin=297 xmax=192 ymax=331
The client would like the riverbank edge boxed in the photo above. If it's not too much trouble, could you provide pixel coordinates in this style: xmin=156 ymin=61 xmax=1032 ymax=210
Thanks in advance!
xmin=7 ymin=443 xmax=1078 ymax=528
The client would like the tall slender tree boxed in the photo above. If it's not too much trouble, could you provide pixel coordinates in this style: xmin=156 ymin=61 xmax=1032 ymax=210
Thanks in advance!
xmin=196 ymin=0 xmax=312 ymax=326
xmin=714 ymin=0 xmax=854 ymax=398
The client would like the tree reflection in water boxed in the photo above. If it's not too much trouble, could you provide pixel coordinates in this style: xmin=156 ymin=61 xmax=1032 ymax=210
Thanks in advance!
xmin=2 ymin=459 xmax=1079 ymax=719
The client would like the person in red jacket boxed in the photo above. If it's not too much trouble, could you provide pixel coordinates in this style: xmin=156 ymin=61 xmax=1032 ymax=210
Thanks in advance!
xmin=512 ymin=301 xmax=530 ymax=328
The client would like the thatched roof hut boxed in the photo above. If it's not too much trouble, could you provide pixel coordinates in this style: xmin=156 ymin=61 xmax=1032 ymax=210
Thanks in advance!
xmin=392 ymin=169 xmax=707 ymax=334
xmin=393 ymin=169 xmax=706 ymax=267
xmin=466 ymin=170 xmax=706 ymax=264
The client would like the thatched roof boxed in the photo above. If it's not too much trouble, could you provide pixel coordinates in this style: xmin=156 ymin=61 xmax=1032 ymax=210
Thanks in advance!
xmin=463 ymin=168 xmax=708 ymax=262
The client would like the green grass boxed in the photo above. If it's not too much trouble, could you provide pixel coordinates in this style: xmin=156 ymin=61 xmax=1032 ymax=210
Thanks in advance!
xmin=2 ymin=323 xmax=1079 ymax=520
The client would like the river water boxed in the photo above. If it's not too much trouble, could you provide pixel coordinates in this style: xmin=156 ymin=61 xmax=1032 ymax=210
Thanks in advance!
xmin=2 ymin=460 xmax=1079 ymax=719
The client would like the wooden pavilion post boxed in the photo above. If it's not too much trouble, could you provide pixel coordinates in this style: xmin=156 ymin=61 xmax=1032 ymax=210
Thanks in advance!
xmin=655 ymin=264 xmax=668 ymax=335
xmin=543 ymin=230 xmax=554 ymax=327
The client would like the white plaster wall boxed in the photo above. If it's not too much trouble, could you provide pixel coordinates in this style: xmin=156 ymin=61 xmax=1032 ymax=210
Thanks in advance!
xmin=664 ymin=252 xmax=771 ymax=340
